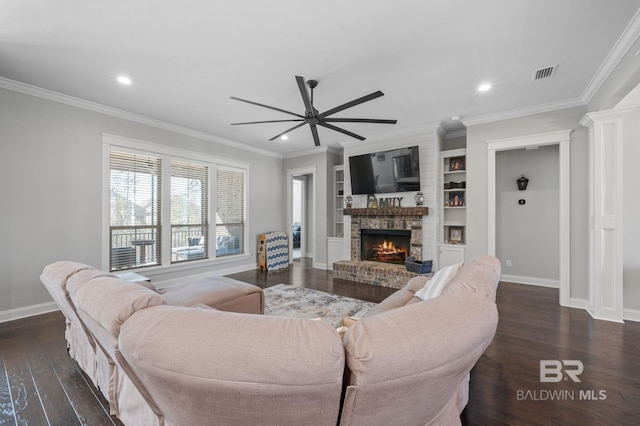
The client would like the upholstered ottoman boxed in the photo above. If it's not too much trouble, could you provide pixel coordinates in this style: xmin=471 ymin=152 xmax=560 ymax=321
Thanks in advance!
xmin=159 ymin=276 xmax=264 ymax=314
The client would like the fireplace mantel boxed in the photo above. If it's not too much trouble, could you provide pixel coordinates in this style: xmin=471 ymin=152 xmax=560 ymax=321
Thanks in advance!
xmin=343 ymin=207 xmax=428 ymax=217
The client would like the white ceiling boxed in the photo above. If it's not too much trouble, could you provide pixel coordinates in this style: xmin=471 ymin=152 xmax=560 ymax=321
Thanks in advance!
xmin=2 ymin=0 xmax=640 ymax=156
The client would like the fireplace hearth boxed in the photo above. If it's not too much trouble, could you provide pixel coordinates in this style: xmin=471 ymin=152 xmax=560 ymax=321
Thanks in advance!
xmin=361 ymin=229 xmax=411 ymax=265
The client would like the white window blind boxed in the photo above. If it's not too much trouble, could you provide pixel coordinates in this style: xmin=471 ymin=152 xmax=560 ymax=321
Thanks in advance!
xmin=109 ymin=151 xmax=161 ymax=270
xmin=215 ymin=168 xmax=245 ymax=257
xmin=171 ymin=160 xmax=209 ymax=263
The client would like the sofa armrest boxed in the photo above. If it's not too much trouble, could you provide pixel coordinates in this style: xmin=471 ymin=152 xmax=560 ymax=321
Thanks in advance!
xmin=341 ymin=293 xmax=498 ymax=425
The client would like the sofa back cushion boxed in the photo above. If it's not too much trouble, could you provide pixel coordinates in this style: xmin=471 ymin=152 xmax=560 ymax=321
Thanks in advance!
xmin=72 ymin=276 xmax=166 ymax=344
xmin=442 ymin=255 xmax=501 ymax=302
xmin=40 ymin=261 xmax=93 ymax=321
xmin=119 ymin=305 xmax=345 ymax=426
xmin=341 ymin=293 xmax=498 ymax=426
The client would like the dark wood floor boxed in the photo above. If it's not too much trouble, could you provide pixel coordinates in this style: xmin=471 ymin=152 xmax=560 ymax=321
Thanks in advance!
xmin=1 ymin=258 xmax=639 ymax=425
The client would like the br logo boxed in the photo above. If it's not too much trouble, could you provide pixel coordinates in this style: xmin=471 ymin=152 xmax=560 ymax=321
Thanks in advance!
xmin=540 ymin=360 xmax=584 ymax=383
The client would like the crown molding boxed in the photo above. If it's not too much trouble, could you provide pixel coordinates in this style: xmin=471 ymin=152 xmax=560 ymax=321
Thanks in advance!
xmin=0 ymin=77 xmax=283 ymax=159
xmin=282 ymin=145 xmax=329 ymax=159
xmin=444 ymin=129 xmax=467 ymax=139
xmin=462 ymin=97 xmax=585 ymax=127
xmin=581 ymin=8 xmax=640 ymax=104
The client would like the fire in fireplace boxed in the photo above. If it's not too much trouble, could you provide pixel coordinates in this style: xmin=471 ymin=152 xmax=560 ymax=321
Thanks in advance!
xmin=361 ymin=229 xmax=411 ymax=264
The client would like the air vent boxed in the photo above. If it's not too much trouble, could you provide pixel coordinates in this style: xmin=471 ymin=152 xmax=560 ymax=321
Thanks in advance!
xmin=532 ymin=65 xmax=557 ymax=81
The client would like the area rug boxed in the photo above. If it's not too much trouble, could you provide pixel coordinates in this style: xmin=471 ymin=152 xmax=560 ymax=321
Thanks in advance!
xmin=263 ymin=284 xmax=377 ymax=328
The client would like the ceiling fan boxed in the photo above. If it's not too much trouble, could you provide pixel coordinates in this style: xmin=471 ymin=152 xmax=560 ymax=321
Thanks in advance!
xmin=230 ymin=76 xmax=397 ymax=146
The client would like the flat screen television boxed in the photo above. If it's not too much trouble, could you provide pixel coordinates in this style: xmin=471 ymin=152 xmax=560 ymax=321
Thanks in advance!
xmin=349 ymin=146 xmax=421 ymax=195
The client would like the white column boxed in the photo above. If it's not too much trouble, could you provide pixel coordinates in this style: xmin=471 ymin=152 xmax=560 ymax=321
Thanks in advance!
xmin=580 ymin=108 xmax=632 ymax=322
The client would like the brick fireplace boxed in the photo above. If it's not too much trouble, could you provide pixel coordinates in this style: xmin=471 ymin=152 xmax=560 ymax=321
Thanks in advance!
xmin=333 ymin=207 xmax=429 ymax=289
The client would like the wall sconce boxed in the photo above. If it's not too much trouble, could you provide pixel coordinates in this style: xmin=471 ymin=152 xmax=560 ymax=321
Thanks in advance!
xmin=517 ymin=175 xmax=529 ymax=191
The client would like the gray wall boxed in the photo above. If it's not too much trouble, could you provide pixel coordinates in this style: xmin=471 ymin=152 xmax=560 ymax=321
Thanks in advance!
xmin=465 ymin=105 xmax=589 ymax=300
xmin=496 ymin=146 xmax=560 ymax=280
xmin=0 ymin=87 xmax=283 ymax=313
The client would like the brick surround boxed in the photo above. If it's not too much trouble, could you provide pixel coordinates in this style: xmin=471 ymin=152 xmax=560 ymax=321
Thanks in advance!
xmin=333 ymin=207 xmax=429 ymax=289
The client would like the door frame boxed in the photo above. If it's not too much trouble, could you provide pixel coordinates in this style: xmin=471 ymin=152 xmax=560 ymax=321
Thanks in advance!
xmin=286 ymin=166 xmax=317 ymax=264
xmin=487 ymin=129 xmax=572 ymax=307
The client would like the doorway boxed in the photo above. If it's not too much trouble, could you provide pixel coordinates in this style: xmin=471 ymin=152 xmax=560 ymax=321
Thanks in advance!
xmin=287 ymin=166 xmax=316 ymax=264
xmin=292 ymin=177 xmax=306 ymax=259
xmin=487 ymin=129 xmax=572 ymax=306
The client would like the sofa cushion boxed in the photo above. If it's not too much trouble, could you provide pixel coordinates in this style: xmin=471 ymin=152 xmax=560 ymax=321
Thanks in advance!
xmin=414 ymin=262 xmax=462 ymax=300
xmin=72 ymin=276 xmax=166 ymax=339
xmin=403 ymin=275 xmax=430 ymax=293
xmin=66 ymin=269 xmax=115 ymax=299
xmin=442 ymin=255 xmax=501 ymax=302
xmin=120 ymin=305 xmax=345 ymax=426
xmin=159 ymin=276 xmax=263 ymax=314
xmin=341 ymin=292 xmax=498 ymax=426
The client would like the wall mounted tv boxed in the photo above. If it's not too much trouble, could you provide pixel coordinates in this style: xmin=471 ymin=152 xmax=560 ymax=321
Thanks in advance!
xmin=349 ymin=146 xmax=421 ymax=195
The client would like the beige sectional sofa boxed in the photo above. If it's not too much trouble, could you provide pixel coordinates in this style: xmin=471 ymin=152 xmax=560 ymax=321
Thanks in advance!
xmin=40 ymin=255 xmax=500 ymax=426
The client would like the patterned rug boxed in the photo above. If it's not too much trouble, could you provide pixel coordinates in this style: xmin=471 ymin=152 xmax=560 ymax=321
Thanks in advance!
xmin=263 ymin=284 xmax=377 ymax=328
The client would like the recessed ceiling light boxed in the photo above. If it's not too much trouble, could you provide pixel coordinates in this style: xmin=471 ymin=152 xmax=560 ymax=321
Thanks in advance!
xmin=280 ymin=135 xmax=289 ymax=141
xmin=117 ymin=75 xmax=132 ymax=85
xmin=478 ymin=83 xmax=492 ymax=92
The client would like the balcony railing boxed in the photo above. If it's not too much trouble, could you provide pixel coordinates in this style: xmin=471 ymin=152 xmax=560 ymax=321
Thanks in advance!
xmin=110 ymin=226 xmax=160 ymax=271
xmin=110 ymin=223 xmax=245 ymax=270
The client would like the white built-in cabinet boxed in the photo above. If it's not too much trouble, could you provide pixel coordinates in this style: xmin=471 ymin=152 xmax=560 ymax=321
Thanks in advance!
xmin=333 ymin=165 xmax=344 ymax=238
xmin=438 ymin=148 xmax=466 ymax=267
xmin=327 ymin=165 xmax=345 ymax=270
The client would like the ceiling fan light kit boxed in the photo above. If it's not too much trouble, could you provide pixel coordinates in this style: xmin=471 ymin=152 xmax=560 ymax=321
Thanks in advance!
xmin=230 ymin=76 xmax=397 ymax=146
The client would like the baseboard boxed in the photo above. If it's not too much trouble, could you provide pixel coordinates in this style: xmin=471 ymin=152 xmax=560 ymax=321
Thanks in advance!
xmin=501 ymin=274 xmax=560 ymax=288
xmin=313 ymin=262 xmax=328 ymax=270
xmin=623 ymin=308 xmax=640 ymax=322
xmin=0 ymin=301 xmax=59 ymax=324
xmin=570 ymin=297 xmax=589 ymax=309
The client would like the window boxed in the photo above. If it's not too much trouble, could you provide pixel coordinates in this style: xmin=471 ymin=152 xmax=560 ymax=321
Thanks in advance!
xmin=171 ymin=160 xmax=208 ymax=263
xmin=109 ymin=151 xmax=161 ymax=270
xmin=215 ymin=168 xmax=245 ymax=257
xmin=105 ymin=136 xmax=248 ymax=271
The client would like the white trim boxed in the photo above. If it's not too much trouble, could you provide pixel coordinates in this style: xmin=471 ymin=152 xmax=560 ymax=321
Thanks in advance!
xmin=581 ymin=8 xmax=640 ymax=103
xmin=0 ymin=302 xmax=59 ymax=324
xmin=102 ymin=133 xmax=250 ymax=170
xmin=282 ymin=145 xmax=346 ymax=159
xmin=463 ymin=98 xmax=585 ymax=127
xmin=487 ymin=129 xmax=572 ymax=307
xmin=580 ymin=108 xmax=632 ymax=323
xmin=102 ymin=134 xmax=251 ymax=273
xmin=313 ymin=262 xmax=328 ymax=270
xmin=623 ymin=308 xmax=640 ymax=322
xmin=286 ymin=166 xmax=317 ymax=266
xmin=501 ymin=274 xmax=559 ymax=288
xmin=570 ymin=298 xmax=589 ymax=310
xmin=0 ymin=77 xmax=282 ymax=159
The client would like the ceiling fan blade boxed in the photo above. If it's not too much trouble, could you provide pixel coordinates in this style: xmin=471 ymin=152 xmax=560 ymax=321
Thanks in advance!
xmin=319 ymin=91 xmax=384 ymax=118
xmin=230 ymin=96 xmax=305 ymax=118
xmin=309 ymin=123 xmax=321 ymax=147
xmin=318 ymin=122 xmax=365 ymax=141
xmin=268 ymin=122 xmax=307 ymax=141
xmin=323 ymin=118 xmax=397 ymax=124
xmin=231 ymin=119 xmax=304 ymax=125
xmin=295 ymin=76 xmax=314 ymax=116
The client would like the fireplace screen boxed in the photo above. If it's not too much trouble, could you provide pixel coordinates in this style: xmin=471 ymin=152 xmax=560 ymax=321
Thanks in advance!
xmin=361 ymin=229 xmax=411 ymax=264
